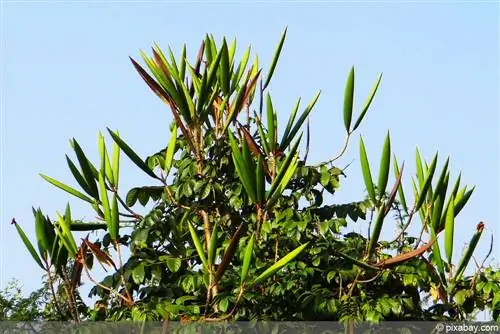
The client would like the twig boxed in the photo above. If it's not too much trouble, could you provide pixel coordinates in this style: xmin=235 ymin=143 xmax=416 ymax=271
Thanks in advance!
xmin=115 ymin=192 xmax=143 ymax=220
xmin=314 ymin=133 xmax=351 ymax=168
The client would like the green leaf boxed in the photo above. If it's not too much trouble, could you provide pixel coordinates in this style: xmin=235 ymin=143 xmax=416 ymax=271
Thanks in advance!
xmin=393 ymin=156 xmax=408 ymax=213
xmin=39 ymin=174 xmax=94 ymax=204
xmin=220 ymin=38 xmax=230 ymax=96
xmin=179 ymin=44 xmax=187 ymax=80
xmin=132 ymin=262 xmax=145 ymax=285
xmin=71 ymin=139 xmax=99 ymax=199
xmin=454 ymin=186 xmax=475 ymax=218
xmin=352 ymin=73 xmax=383 ymax=132
xmin=280 ymin=91 xmax=320 ymax=151
xmin=228 ymin=131 xmax=256 ymax=202
xmin=208 ymin=222 xmax=218 ymax=266
xmin=98 ymin=132 xmax=115 ymax=186
xmin=65 ymin=155 xmax=93 ymax=197
xmin=266 ymin=94 xmax=277 ymax=152
xmin=219 ymin=298 xmax=229 ymax=313
xmin=444 ymin=199 xmax=455 ymax=264
xmin=343 ymin=66 xmax=355 ymax=132
xmin=366 ymin=212 xmax=385 ymax=258
xmin=98 ymin=172 xmax=112 ymax=233
xmin=109 ymin=194 xmax=119 ymax=241
xmin=256 ymin=155 xmax=265 ymax=204
xmin=251 ymin=242 xmax=309 ymax=286
xmin=34 ymin=210 xmax=50 ymax=261
xmin=14 ymin=220 xmax=44 ymax=270
xmin=267 ymin=135 xmax=302 ymax=206
xmin=166 ymin=258 xmax=182 ymax=273
xmin=359 ymin=136 xmax=376 ymax=204
xmin=188 ymin=222 xmax=208 ymax=270
xmin=415 ymin=152 xmax=438 ymax=211
xmin=281 ymin=98 xmax=301 ymax=149
xmin=241 ymin=233 xmax=255 ymax=284
xmin=263 ymin=27 xmax=287 ymax=90
xmin=377 ymin=131 xmax=391 ymax=199
xmin=111 ymin=130 xmax=121 ymax=187
xmin=165 ymin=125 xmax=177 ymax=175
xmin=55 ymin=210 xmax=78 ymax=258
xmin=107 ymin=128 xmax=158 ymax=179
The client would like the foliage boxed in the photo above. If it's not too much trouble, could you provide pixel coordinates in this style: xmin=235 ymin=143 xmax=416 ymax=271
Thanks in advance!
xmin=12 ymin=29 xmax=499 ymax=325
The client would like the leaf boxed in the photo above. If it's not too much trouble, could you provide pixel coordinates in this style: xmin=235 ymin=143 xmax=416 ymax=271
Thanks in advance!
xmin=213 ymin=222 xmax=245 ymax=286
xmin=65 ymin=155 xmax=93 ymax=197
xmin=219 ymin=298 xmax=229 ymax=312
xmin=98 ymin=172 xmax=112 ymax=234
xmin=256 ymin=156 xmax=265 ymax=204
xmin=132 ymin=263 xmax=145 ymax=285
xmin=266 ymin=94 xmax=277 ymax=152
xmin=415 ymin=152 xmax=438 ymax=211
xmin=98 ymin=132 xmax=115 ymax=186
xmin=188 ymin=222 xmax=208 ymax=270
xmin=220 ymin=38 xmax=230 ymax=96
xmin=251 ymin=242 xmax=309 ymax=286
xmin=454 ymin=222 xmax=484 ymax=282
xmin=55 ymin=211 xmax=78 ymax=258
xmin=126 ymin=187 xmax=140 ymax=207
xmin=208 ymin=222 xmax=218 ymax=266
xmin=34 ymin=210 xmax=53 ymax=262
xmin=377 ymin=131 xmax=391 ymax=200
xmin=280 ymin=92 xmax=320 ymax=151
xmin=228 ymin=131 xmax=256 ymax=201
xmin=453 ymin=186 xmax=475 ymax=218
xmin=359 ymin=136 xmax=376 ymax=204
xmin=343 ymin=66 xmax=355 ymax=132
xmin=352 ymin=73 xmax=383 ymax=132
xmin=71 ymin=139 xmax=100 ymax=199
xmin=393 ymin=157 xmax=408 ymax=213
xmin=366 ymin=213 xmax=386 ymax=258
xmin=267 ymin=135 xmax=302 ymax=205
xmin=281 ymin=98 xmax=301 ymax=149
xmin=107 ymin=128 xmax=158 ymax=180
xmin=40 ymin=174 xmax=94 ymax=204
xmin=165 ymin=125 xmax=178 ymax=175
xmin=444 ymin=199 xmax=455 ymax=264
xmin=109 ymin=194 xmax=119 ymax=241
xmin=13 ymin=219 xmax=44 ymax=270
xmin=111 ymin=130 xmax=121 ymax=187
xmin=241 ymin=233 xmax=255 ymax=284
xmin=432 ymin=157 xmax=450 ymax=203
xmin=166 ymin=258 xmax=182 ymax=273
xmin=263 ymin=27 xmax=287 ymax=90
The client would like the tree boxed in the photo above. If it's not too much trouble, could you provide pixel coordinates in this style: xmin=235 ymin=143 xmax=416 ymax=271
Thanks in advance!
xmin=13 ymin=29 xmax=500 ymax=326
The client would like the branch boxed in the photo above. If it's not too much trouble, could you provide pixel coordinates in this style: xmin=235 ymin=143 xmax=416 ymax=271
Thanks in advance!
xmin=314 ymin=132 xmax=351 ymax=167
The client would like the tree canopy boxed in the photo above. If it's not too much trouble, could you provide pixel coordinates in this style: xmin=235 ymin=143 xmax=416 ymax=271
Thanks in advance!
xmin=12 ymin=29 xmax=500 ymax=327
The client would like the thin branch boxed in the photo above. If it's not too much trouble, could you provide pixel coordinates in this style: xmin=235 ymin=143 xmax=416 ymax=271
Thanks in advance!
xmin=314 ymin=133 xmax=351 ymax=167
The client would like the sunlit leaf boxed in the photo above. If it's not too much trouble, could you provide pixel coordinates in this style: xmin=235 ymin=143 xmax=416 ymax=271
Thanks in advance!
xmin=13 ymin=219 xmax=44 ymax=270
xmin=107 ymin=128 xmax=158 ymax=180
xmin=359 ymin=136 xmax=376 ymax=204
xmin=40 ymin=174 xmax=94 ymax=204
xmin=352 ymin=73 xmax=383 ymax=132
xmin=377 ymin=131 xmax=391 ymax=199
xmin=263 ymin=27 xmax=287 ymax=90
xmin=343 ymin=66 xmax=355 ymax=132
xmin=251 ymin=242 xmax=309 ymax=286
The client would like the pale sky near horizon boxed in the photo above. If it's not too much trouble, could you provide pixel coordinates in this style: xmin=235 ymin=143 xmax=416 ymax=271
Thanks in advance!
xmin=1 ymin=1 xmax=499 ymax=317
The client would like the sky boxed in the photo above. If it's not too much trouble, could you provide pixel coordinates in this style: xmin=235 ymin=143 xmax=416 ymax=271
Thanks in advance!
xmin=1 ymin=1 xmax=499 ymax=317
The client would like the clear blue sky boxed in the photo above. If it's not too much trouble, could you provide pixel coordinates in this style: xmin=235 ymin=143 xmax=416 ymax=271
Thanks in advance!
xmin=1 ymin=1 xmax=498 ymax=312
